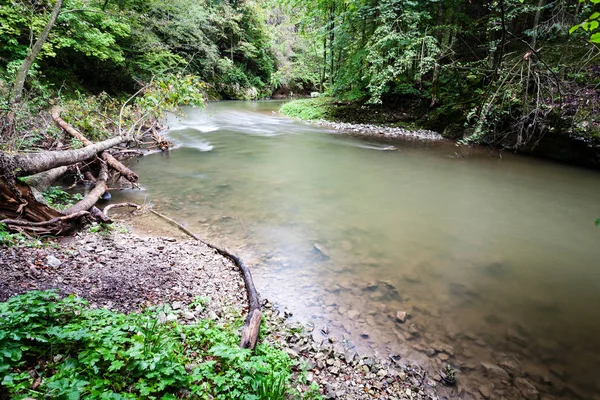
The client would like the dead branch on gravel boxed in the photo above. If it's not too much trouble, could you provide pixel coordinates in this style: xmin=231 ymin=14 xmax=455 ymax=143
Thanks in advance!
xmin=103 ymin=202 xmax=262 ymax=350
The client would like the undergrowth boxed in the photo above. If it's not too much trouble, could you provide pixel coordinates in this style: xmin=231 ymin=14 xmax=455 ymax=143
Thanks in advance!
xmin=42 ymin=186 xmax=84 ymax=211
xmin=0 ymin=223 xmax=44 ymax=248
xmin=279 ymin=99 xmax=332 ymax=121
xmin=0 ymin=290 xmax=317 ymax=400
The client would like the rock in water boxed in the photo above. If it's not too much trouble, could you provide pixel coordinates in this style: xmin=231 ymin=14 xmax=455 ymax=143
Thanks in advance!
xmin=480 ymin=362 xmax=510 ymax=380
xmin=515 ymin=378 xmax=539 ymax=400
xmin=395 ymin=311 xmax=408 ymax=323
xmin=101 ymin=191 xmax=112 ymax=200
xmin=313 ymin=243 xmax=330 ymax=258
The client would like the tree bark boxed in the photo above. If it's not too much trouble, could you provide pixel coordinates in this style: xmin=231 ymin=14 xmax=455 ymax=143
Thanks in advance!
xmin=10 ymin=135 xmax=125 ymax=176
xmin=0 ymin=178 xmax=62 ymax=223
xmin=21 ymin=166 xmax=70 ymax=192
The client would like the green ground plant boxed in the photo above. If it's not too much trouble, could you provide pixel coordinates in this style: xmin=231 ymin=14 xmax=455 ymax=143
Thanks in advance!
xmin=42 ymin=186 xmax=84 ymax=211
xmin=0 ymin=223 xmax=44 ymax=248
xmin=0 ymin=290 xmax=311 ymax=400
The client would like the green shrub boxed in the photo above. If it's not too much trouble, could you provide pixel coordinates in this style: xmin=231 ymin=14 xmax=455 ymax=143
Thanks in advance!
xmin=279 ymin=98 xmax=332 ymax=121
xmin=0 ymin=291 xmax=303 ymax=399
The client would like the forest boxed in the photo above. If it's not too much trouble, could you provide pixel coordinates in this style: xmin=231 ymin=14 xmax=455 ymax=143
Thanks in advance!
xmin=1 ymin=0 xmax=599 ymax=161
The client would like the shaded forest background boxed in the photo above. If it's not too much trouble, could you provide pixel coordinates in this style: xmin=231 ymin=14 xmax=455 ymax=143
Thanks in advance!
xmin=1 ymin=0 xmax=599 ymax=163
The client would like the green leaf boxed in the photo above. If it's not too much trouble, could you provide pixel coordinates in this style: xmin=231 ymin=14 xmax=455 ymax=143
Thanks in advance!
xmin=591 ymin=32 xmax=600 ymax=43
xmin=595 ymin=217 xmax=600 ymax=226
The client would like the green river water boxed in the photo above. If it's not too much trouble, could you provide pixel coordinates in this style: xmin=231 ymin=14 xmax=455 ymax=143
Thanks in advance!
xmin=115 ymin=100 xmax=600 ymax=399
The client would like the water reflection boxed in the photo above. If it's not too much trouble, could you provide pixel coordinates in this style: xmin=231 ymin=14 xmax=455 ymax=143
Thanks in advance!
xmin=115 ymin=100 xmax=600 ymax=399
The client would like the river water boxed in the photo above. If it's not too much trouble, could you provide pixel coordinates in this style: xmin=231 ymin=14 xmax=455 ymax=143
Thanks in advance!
xmin=115 ymin=101 xmax=600 ymax=399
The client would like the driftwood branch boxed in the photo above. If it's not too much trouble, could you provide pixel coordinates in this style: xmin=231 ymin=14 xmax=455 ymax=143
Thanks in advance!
xmin=103 ymin=203 xmax=262 ymax=350
xmin=1 ymin=210 xmax=89 ymax=236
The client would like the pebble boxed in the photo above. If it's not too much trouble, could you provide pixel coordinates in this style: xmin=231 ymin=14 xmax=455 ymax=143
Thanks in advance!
xmin=395 ymin=311 xmax=408 ymax=323
xmin=46 ymin=255 xmax=62 ymax=268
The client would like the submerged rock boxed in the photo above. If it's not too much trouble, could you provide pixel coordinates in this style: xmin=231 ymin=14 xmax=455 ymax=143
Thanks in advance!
xmin=313 ymin=243 xmax=331 ymax=258
xmin=395 ymin=311 xmax=408 ymax=323
xmin=515 ymin=378 xmax=540 ymax=400
xmin=480 ymin=362 xmax=510 ymax=381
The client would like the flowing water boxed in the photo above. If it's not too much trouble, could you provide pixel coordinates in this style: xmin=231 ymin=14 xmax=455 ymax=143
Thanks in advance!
xmin=115 ymin=101 xmax=600 ymax=399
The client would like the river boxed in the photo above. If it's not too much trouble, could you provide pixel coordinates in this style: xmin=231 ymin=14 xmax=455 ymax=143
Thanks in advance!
xmin=115 ymin=100 xmax=600 ymax=399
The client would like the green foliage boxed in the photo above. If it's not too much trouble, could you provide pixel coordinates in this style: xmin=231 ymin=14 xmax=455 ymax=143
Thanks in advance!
xmin=0 ymin=0 xmax=280 ymax=105
xmin=570 ymin=0 xmax=600 ymax=42
xmin=279 ymin=98 xmax=331 ymax=120
xmin=0 ymin=290 xmax=300 ymax=399
xmin=0 ymin=223 xmax=49 ymax=248
xmin=252 ymin=371 xmax=287 ymax=400
xmin=42 ymin=187 xmax=83 ymax=211
xmin=0 ymin=223 xmax=26 ymax=247
xmin=88 ymin=222 xmax=113 ymax=235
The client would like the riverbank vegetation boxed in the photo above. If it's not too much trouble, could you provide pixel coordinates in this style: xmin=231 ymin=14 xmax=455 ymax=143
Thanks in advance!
xmin=276 ymin=0 xmax=600 ymax=166
xmin=0 ymin=290 xmax=301 ymax=399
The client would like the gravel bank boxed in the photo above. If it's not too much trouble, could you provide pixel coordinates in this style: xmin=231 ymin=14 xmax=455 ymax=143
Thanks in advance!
xmin=0 ymin=216 xmax=441 ymax=400
xmin=315 ymin=121 xmax=444 ymax=141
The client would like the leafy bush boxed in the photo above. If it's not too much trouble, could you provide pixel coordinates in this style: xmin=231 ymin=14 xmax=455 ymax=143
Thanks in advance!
xmin=0 ymin=291 xmax=303 ymax=399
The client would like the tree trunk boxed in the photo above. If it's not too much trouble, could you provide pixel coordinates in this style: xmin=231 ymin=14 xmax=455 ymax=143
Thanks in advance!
xmin=10 ymin=135 xmax=125 ymax=176
xmin=0 ymin=178 xmax=62 ymax=223
xmin=531 ymin=0 xmax=546 ymax=50
xmin=321 ymin=35 xmax=327 ymax=92
xmin=10 ymin=0 xmax=64 ymax=104
xmin=329 ymin=4 xmax=335 ymax=86
xmin=21 ymin=166 xmax=70 ymax=193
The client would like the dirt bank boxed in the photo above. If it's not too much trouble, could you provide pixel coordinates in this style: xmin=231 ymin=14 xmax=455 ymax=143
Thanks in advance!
xmin=0 ymin=212 xmax=441 ymax=400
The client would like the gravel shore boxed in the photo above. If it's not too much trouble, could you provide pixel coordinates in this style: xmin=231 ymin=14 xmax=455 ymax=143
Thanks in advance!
xmin=0 ymin=214 xmax=442 ymax=400
xmin=315 ymin=121 xmax=444 ymax=141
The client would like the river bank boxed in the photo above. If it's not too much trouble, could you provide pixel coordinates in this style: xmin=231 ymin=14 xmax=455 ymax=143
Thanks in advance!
xmin=0 ymin=211 xmax=441 ymax=400
xmin=279 ymin=98 xmax=600 ymax=169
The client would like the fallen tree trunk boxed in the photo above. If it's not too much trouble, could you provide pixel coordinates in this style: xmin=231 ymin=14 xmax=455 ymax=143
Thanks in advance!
xmin=21 ymin=166 xmax=70 ymax=192
xmin=10 ymin=136 xmax=126 ymax=176
xmin=51 ymin=108 xmax=139 ymax=183
xmin=64 ymin=162 xmax=108 ymax=215
xmin=103 ymin=203 xmax=262 ymax=350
